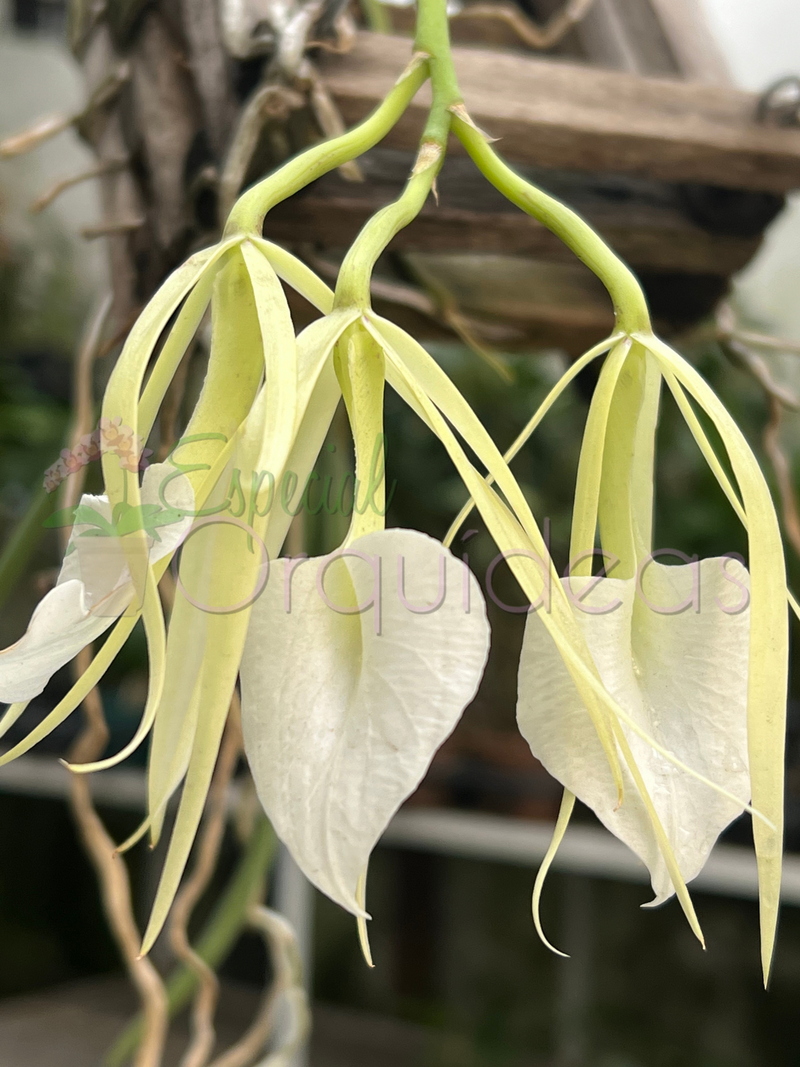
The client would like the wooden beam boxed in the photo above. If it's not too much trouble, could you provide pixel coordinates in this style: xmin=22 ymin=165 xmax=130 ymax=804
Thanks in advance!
xmin=263 ymin=151 xmax=762 ymax=275
xmin=319 ymin=33 xmax=800 ymax=193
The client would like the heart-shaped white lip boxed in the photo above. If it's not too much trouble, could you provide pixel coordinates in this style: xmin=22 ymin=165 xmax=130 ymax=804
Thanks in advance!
xmin=518 ymin=558 xmax=751 ymax=903
xmin=240 ymin=527 xmax=491 ymax=913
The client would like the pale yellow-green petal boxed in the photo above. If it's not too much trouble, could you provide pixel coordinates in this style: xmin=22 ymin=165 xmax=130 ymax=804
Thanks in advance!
xmin=100 ymin=248 xmax=232 ymax=750
xmin=596 ymin=345 xmax=661 ymax=577
xmin=241 ymin=240 xmax=298 ymax=476
xmin=137 ymin=252 xmax=230 ymax=440
xmin=101 ymin=242 xmax=234 ymax=511
xmin=140 ymin=608 xmax=250 ymax=955
xmin=142 ymin=306 xmax=350 ymax=926
xmin=569 ymin=339 xmax=631 ymax=573
xmin=0 ymin=701 xmax=29 ymax=741
xmin=444 ymin=332 xmax=622 ymax=549
xmin=640 ymin=331 xmax=787 ymax=982
xmin=250 ymin=237 xmax=334 ymax=314
xmin=356 ymin=869 xmax=374 ymax=968
xmin=370 ymin=314 xmax=625 ymax=797
xmin=380 ymin=329 xmax=702 ymax=938
xmin=532 ymin=788 xmax=575 ymax=958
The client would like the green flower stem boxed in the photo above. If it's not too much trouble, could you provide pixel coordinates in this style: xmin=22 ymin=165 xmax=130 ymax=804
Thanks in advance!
xmin=335 ymin=0 xmax=461 ymax=310
xmin=452 ymin=116 xmax=652 ymax=336
xmin=414 ymin=0 xmax=463 ymax=147
xmin=104 ymin=817 xmax=277 ymax=1067
xmin=334 ymin=143 xmax=444 ymax=311
xmin=224 ymin=57 xmax=429 ymax=238
xmin=0 ymin=487 xmax=53 ymax=612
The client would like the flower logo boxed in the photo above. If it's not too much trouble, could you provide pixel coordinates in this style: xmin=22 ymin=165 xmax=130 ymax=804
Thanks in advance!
xmin=42 ymin=420 xmax=151 ymax=492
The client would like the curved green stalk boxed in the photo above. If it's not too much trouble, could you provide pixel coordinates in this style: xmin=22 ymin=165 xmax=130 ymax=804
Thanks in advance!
xmin=335 ymin=142 xmax=444 ymax=310
xmin=451 ymin=115 xmax=652 ymax=335
xmin=224 ymin=55 xmax=429 ymax=238
xmin=0 ymin=487 xmax=52 ymax=611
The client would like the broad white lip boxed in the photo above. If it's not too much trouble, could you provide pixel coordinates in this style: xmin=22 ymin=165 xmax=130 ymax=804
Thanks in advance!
xmin=517 ymin=558 xmax=751 ymax=903
xmin=240 ymin=527 xmax=491 ymax=915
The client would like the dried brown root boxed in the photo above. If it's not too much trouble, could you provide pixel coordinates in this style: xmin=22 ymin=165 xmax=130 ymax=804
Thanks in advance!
xmin=452 ymin=0 xmax=596 ymax=50
xmin=207 ymin=906 xmax=310 ymax=1067
xmin=61 ymin=297 xmax=169 ymax=1067
xmin=31 ymin=157 xmax=130 ymax=213
xmin=68 ymin=654 xmax=170 ymax=1067
xmin=171 ymin=697 xmax=244 ymax=1067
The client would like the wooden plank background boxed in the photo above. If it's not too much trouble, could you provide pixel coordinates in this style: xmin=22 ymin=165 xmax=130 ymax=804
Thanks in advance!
xmin=319 ymin=32 xmax=800 ymax=193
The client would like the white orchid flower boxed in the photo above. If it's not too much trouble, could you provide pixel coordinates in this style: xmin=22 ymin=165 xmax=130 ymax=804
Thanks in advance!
xmin=0 ymin=203 xmax=495 ymax=958
xmin=519 ymin=558 xmax=752 ymax=917
xmin=241 ymin=528 xmax=489 ymax=920
xmin=0 ymin=40 xmax=790 ymax=989
xmin=443 ymin=327 xmax=788 ymax=980
xmin=0 ymin=463 xmax=193 ymax=747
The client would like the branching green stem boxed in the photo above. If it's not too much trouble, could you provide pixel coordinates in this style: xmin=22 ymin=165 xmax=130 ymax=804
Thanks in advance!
xmin=335 ymin=142 xmax=444 ymax=310
xmin=414 ymin=0 xmax=462 ymax=146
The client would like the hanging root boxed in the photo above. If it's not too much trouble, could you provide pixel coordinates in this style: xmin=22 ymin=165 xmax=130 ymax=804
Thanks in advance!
xmin=68 ymin=647 xmax=169 ymax=1067
xmin=170 ymin=696 xmax=244 ymax=1067
xmin=207 ymin=906 xmax=310 ymax=1067
xmin=451 ymin=0 xmax=597 ymax=51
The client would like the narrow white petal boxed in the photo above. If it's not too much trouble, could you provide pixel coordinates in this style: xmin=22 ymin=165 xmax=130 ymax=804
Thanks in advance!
xmin=142 ymin=461 xmax=195 ymax=560
xmin=0 ymin=581 xmax=128 ymax=703
xmin=518 ymin=559 xmax=750 ymax=902
xmin=0 ymin=464 xmax=193 ymax=704
xmin=240 ymin=528 xmax=490 ymax=913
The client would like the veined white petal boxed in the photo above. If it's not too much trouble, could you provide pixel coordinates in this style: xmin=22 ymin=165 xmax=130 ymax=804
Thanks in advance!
xmin=0 ymin=580 xmax=129 ymax=704
xmin=518 ymin=559 xmax=750 ymax=903
xmin=240 ymin=528 xmax=490 ymax=914
xmin=0 ymin=464 xmax=193 ymax=704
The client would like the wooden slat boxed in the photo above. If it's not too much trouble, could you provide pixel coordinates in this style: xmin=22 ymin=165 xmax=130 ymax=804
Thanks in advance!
xmin=263 ymin=151 xmax=761 ymax=274
xmin=319 ymin=33 xmax=800 ymax=193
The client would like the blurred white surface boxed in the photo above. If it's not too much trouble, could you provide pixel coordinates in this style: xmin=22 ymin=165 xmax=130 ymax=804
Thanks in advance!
xmin=0 ymin=16 xmax=106 ymax=297
xmin=699 ymin=0 xmax=800 ymax=342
